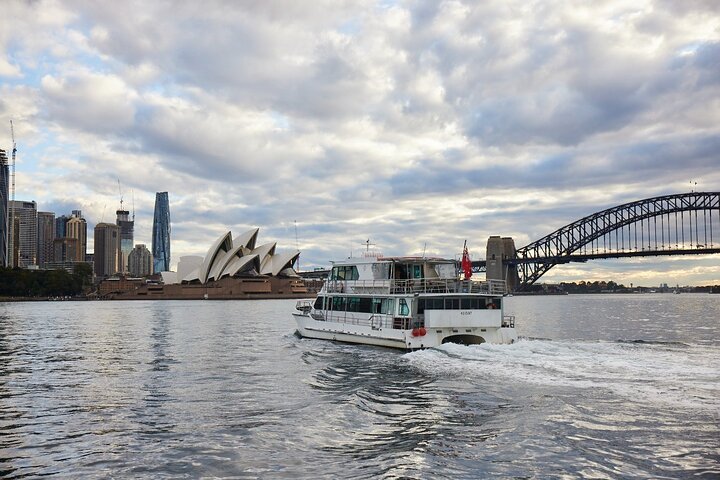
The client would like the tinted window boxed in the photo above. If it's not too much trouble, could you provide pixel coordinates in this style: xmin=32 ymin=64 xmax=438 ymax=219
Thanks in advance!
xmin=359 ymin=297 xmax=372 ymax=313
xmin=347 ymin=297 xmax=360 ymax=312
xmin=333 ymin=296 xmax=346 ymax=311
xmin=399 ymin=299 xmax=409 ymax=316
xmin=313 ymin=296 xmax=324 ymax=309
xmin=382 ymin=298 xmax=394 ymax=314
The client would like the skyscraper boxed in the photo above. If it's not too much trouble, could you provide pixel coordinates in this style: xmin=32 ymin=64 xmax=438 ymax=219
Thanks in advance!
xmin=0 ymin=149 xmax=8 ymax=267
xmin=37 ymin=211 xmax=55 ymax=268
xmin=116 ymin=209 xmax=134 ymax=273
xmin=128 ymin=244 xmax=153 ymax=277
xmin=55 ymin=214 xmax=69 ymax=238
xmin=53 ymin=237 xmax=79 ymax=263
xmin=94 ymin=222 xmax=120 ymax=278
xmin=152 ymin=192 xmax=171 ymax=273
xmin=66 ymin=212 xmax=87 ymax=263
xmin=9 ymin=200 xmax=37 ymax=268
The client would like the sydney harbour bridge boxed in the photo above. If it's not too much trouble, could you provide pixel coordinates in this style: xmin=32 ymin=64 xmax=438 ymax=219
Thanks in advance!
xmin=474 ymin=192 xmax=720 ymax=291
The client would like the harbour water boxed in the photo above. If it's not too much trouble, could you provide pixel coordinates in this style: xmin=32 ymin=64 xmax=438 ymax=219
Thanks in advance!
xmin=1 ymin=295 xmax=718 ymax=478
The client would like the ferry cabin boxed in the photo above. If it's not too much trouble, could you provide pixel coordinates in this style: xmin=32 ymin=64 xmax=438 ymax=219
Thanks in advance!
xmin=294 ymin=257 xmax=516 ymax=349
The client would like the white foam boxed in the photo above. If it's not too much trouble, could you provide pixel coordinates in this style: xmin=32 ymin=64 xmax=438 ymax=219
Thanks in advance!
xmin=404 ymin=340 xmax=720 ymax=411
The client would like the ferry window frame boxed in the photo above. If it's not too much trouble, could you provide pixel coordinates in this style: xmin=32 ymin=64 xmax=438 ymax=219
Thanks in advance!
xmin=313 ymin=296 xmax=325 ymax=310
xmin=331 ymin=265 xmax=359 ymax=281
xmin=333 ymin=296 xmax=346 ymax=311
xmin=445 ymin=298 xmax=460 ymax=310
xmin=399 ymin=299 xmax=410 ymax=316
xmin=413 ymin=264 xmax=422 ymax=279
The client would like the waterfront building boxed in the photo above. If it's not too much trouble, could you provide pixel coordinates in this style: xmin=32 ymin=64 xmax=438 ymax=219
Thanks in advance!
xmin=116 ymin=209 xmax=134 ymax=273
xmin=9 ymin=200 xmax=37 ymax=268
xmin=37 ymin=211 xmax=55 ymax=268
xmin=94 ymin=222 xmax=120 ymax=279
xmin=152 ymin=192 xmax=171 ymax=273
xmin=0 ymin=149 xmax=8 ymax=267
xmin=66 ymin=212 xmax=87 ymax=264
xmin=128 ymin=244 xmax=153 ymax=277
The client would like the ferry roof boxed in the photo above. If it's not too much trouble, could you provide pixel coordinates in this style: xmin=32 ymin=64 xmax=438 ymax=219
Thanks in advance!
xmin=331 ymin=256 xmax=455 ymax=265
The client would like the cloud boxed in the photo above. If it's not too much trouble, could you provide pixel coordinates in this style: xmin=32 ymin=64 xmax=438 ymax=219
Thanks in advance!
xmin=2 ymin=0 xmax=719 ymax=285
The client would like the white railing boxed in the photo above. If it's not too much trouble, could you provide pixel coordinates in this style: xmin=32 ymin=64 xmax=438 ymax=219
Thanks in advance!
xmin=308 ymin=311 xmax=399 ymax=329
xmin=323 ymin=278 xmax=507 ymax=296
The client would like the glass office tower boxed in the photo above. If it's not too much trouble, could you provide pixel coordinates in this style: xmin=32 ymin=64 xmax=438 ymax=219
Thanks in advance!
xmin=152 ymin=192 xmax=171 ymax=273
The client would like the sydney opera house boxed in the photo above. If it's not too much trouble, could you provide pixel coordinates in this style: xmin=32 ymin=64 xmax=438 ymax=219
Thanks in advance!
xmin=114 ymin=228 xmax=310 ymax=300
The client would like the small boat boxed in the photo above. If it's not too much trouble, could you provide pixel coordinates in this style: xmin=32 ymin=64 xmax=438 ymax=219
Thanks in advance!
xmin=293 ymin=256 xmax=517 ymax=350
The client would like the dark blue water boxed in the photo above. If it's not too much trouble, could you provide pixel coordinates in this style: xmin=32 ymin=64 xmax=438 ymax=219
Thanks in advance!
xmin=1 ymin=295 xmax=718 ymax=478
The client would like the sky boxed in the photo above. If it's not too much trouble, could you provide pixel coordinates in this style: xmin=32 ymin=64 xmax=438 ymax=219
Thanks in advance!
xmin=1 ymin=0 xmax=719 ymax=286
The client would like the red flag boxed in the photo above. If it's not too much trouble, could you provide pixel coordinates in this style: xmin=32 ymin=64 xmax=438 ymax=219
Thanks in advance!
xmin=461 ymin=241 xmax=472 ymax=280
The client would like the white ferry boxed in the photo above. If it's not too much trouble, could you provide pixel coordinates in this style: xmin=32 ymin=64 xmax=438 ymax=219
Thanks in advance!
xmin=293 ymin=256 xmax=517 ymax=350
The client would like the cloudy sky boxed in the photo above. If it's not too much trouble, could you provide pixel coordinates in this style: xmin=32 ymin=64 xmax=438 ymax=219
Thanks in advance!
xmin=1 ymin=0 xmax=719 ymax=286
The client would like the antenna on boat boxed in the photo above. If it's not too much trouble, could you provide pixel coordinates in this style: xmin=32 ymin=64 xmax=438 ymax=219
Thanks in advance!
xmin=422 ymin=242 xmax=426 ymax=258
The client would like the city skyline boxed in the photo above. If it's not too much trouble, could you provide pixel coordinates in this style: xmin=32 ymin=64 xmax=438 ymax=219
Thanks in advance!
xmin=1 ymin=1 xmax=719 ymax=285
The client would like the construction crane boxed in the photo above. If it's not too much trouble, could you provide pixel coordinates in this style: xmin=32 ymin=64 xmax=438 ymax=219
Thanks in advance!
xmin=117 ymin=178 xmax=124 ymax=210
xmin=9 ymin=120 xmax=16 ymax=267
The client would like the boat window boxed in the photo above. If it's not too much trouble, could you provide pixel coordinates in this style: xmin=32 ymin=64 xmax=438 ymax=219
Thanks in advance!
xmin=381 ymin=298 xmax=394 ymax=314
xmin=445 ymin=298 xmax=460 ymax=310
xmin=372 ymin=298 xmax=382 ymax=313
xmin=330 ymin=267 xmax=341 ymax=280
xmin=413 ymin=264 xmax=423 ymax=279
xmin=333 ymin=296 xmax=346 ymax=311
xmin=347 ymin=297 xmax=360 ymax=312
xmin=372 ymin=263 xmax=390 ymax=280
xmin=485 ymin=298 xmax=501 ymax=309
xmin=399 ymin=299 xmax=409 ymax=316
xmin=461 ymin=298 xmax=481 ymax=309
xmin=417 ymin=299 xmax=425 ymax=314
xmin=330 ymin=266 xmax=359 ymax=280
xmin=394 ymin=264 xmax=409 ymax=279
xmin=359 ymin=297 xmax=372 ymax=313
xmin=313 ymin=296 xmax=325 ymax=310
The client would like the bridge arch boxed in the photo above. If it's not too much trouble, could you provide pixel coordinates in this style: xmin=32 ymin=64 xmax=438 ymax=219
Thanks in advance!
xmin=511 ymin=192 xmax=720 ymax=289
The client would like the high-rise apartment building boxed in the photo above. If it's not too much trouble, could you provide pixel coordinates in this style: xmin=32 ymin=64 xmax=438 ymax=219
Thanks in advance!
xmin=0 ymin=149 xmax=8 ymax=267
xmin=55 ymin=214 xmax=69 ymax=238
xmin=116 ymin=209 xmax=134 ymax=273
xmin=37 ymin=211 xmax=55 ymax=268
xmin=94 ymin=222 xmax=120 ymax=278
xmin=66 ymin=212 xmax=87 ymax=263
xmin=128 ymin=244 xmax=153 ymax=277
xmin=152 ymin=192 xmax=171 ymax=273
xmin=9 ymin=200 xmax=37 ymax=268
xmin=53 ymin=237 xmax=79 ymax=263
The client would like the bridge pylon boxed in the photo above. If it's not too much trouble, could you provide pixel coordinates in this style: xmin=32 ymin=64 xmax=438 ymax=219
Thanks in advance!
xmin=486 ymin=236 xmax=519 ymax=291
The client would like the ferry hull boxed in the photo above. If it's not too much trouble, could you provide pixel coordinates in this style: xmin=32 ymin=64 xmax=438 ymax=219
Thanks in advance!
xmin=293 ymin=313 xmax=517 ymax=350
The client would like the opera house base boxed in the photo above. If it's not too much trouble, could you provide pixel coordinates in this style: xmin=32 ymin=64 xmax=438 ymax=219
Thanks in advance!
xmin=109 ymin=276 xmax=313 ymax=300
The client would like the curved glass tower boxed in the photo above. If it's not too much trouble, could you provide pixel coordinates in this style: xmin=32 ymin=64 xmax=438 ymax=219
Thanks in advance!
xmin=152 ymin=192 xmax=171 ymax=273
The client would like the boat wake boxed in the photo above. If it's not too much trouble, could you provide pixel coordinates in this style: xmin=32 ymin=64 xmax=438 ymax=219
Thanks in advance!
xmin=404 ymin=339 xmax=720 ymax=412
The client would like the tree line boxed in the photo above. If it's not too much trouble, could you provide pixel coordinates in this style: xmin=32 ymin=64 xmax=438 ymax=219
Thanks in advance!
xmin=0 ymin=264 xmax=93 ymax=298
